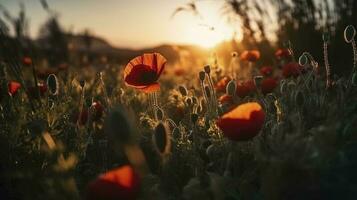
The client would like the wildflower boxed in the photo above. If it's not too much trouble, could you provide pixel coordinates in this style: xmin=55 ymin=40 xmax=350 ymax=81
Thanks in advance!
xmin=282 ymin=62 xmax=301 ymax=78
xmin=240 ymin=50 xmax=260 ymax=62
xmin=22 ymin=56 xmax=32 ymax=66
xmin=124 ymin=53 xmax=166 ymax=93
xmin=86 ymin=165 xmax=140 ymax=200
xmin=27 ymin=82 xmax=47 ymax=99
xmin=260 ymin=66 xmax=273 ymax=77
xmin=8 ymin=81 xmax=21 ymax=96
xmin=235 ymin=80 xmax=256 ymax=98
xmin=91 ymin=101 xmax=104 ymax=121
xmin=216 ymin=102 xmax=265 ymax=141
xmin=215 ymin=76 xmax=231 ymax=93
xmin=275 ymin=48 xmax=291 ymax=60
xmin=261 ymin=78 xmax=278 ymax=95
xmin=219 ymin=94 xmax=233 ymax=105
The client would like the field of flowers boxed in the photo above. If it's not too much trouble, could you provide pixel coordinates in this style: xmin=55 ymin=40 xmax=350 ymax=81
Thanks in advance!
xmin=0 ymin=25 xmax=357 ymax=200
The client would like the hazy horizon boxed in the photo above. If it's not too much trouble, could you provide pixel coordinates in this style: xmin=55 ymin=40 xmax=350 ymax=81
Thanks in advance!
xmin=1 ymin=0 xmax=239 ymax=49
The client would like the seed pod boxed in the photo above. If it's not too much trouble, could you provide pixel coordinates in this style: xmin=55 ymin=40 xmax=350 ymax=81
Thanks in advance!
xmin=47 ymin=74 xmax=59 ymax=95
xmin=178 ymin=85 xmax=188 ymax=96
xmin=204 ymin=86 xmax=211 ymax=98
xmin=253 ymin=76 xmax=263 ymax=88
xmin=231 ymin=52 xmax=238 ymax=57
xmin=199 ymin=71 xmax=206 ymax=81
xmin=344 ymin=25 xmax=356 ymax=43
xmin=204 ymin=65 xmax=211 ymax=74
xmin=322 ymin=32 xmax=330 ymax=43
xmin=153 ymin=122 xmax=171 ymax=155
xmin=226 ymin=80 xmax=236 ymax=96
xmin=191 ymin=113 xmax=199 ymax=124
xmin=299 ymin=53 xmax=309 ymax=66
xmin=185 ymin=97 xmax=192 ymax=106
xmin=156 ymin=107 xmax=164 ymax=121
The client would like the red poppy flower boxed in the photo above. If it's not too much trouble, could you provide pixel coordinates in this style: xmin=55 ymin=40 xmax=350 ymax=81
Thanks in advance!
xmin=282 ymin=62 xmax=301 ymax=78
xmin=215 ymin=76 xmax=231 ymax=93
xmin=219 ymin=94 xmax=234 ymax=105
xmin=91 ymin=101 xmax=104 ymax=121
xmin=22 ymin=57 xmax=32 ymax=66
xmin=240 ymin=50 xmax=260 ymax=62
xmin=174 ymin=68 xmax=186 ymax=76
xmin=124 ymin=53 xmax=166 ymax=93
xmin=216 ymin=102 xmax=265 ymax=141
xmin=28 ymin=82 xmax=47 ymax=99
xmin=8 ymin=81 xmax=21 ymax=96
xmin=261 ymin=78 xmax=278 ymax=95
xmin=275 ymin=48 xmax=291 ymax=60
xmin=86 ymin=165 xmax=140 ymax=200
xmin=236 ymin=80 xmax=256 ymax=98
xmin=260 ymin=66 xmax=273 ymax=77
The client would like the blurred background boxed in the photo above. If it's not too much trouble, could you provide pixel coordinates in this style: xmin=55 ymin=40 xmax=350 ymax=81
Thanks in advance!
xmin=0 ymin=0 xmax=356 ymax=75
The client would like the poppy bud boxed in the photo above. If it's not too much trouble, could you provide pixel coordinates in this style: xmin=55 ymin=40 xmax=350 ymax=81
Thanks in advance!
xmin=299 ymin=53 xmax=309 ymax=66
xmin=231 ymin=52 xmax=238 ymax=57
xmin=204 ymin=65 xmax=211 ymax=74
xmin=226 ymin=80 xmax=236 ymax=96
xmin=22 ymin=57 xmax=32 ymax=66
xmin=322 ymin=32 xmax=330 ymax=43
xmin=178 ymin=85 xmax=188 ymax=96
xmin=153 ymin=122 xmax=171 ymax=155
xmin=47 ymin=74 xmax=59 ymax=95
xmin=185 ymin=97 xmax=192 ymax=106
xmin=253 ymin=76 xmax=263 ymax=88
xmin=344 ymin=25 xmax=356 ymax=43
xmin=191 ymin=96 xmax=198 ymax=104
xmin=199 ymin=71 xmax=206 ymax=81
xmin=155 ymin=107 xmax=164 ymax=121
xmin=79 ymin=80 xmax=86 ymax=88
xmin=204 ymin=86 xmax=211 ymax=98
xmin=191 ymin=113 xmax=199 ymax=124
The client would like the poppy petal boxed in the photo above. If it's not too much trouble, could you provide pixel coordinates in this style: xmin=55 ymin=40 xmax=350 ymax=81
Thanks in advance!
xmin=124 ymin=64 xmax=158 ymax=87
xmin=137 ymin=83 xmax=160 ymax=93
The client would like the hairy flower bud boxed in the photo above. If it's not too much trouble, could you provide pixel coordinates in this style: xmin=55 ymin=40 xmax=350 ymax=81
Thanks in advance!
xmin=344 ymin=25 xmax=356 ymax=43
xmin=178 ymin=85 xmax=188 ymax=96
xmin=226 ymin=80 xmax=236 ymax=96
xmin=199 ymin=71 xmax=206 ymax=81
xmin=204 ymin=65 xmax=211 ymax=74
xmin=47 ymin=74 xmax=59 ymax=95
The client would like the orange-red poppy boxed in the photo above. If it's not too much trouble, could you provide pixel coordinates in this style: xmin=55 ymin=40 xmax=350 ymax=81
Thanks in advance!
xmin=216 ymin=102 xmax=265 ymax=141
xmin=22 ymin=56 xmax=32 ymax=66
xmin=261 ymin=77 xmax=278 ymax=95
xmin=260 ymin=66 xmax=273 ymax=77
xmin=282 ymin=62 xmax=301 ymax=78
xmin=219 ymin=94 xmax=234 ymax=105
xmin=236 ymin=80 xmax=256 ymax=98
xmin=86 ymin=165 xmax=140 ymax=200
xmin=215 ymin=76 xmax=231 ymax=93
xmin=275 ymin=48 xmax=291 ymax=60
xmin=240 ymin=50 xmax=260 ymax=62
xmin=124 ymin=53 xmax=166 ymax=93
xmin=8 ymin=81 xmax=21 ymax=96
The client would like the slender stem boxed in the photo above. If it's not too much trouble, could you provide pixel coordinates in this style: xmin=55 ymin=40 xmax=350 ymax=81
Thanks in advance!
xmin=200 ymin=81 xmax=210 ymax=114
xmin=323 ymin=42 xmax=331 ymax=88
xmin=207 ymin=74 xmax=217 ymax=115
xmin=351 ymin=39 xmax=357 ymax=73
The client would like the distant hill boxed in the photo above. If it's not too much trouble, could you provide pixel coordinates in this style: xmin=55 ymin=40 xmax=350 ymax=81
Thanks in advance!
xmin=61 ymin=34 xmax=210 ymax=64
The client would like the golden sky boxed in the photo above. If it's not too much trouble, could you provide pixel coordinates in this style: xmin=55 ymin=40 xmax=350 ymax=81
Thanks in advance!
xmin=3 ymin=0 xmax=238 ymax=49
